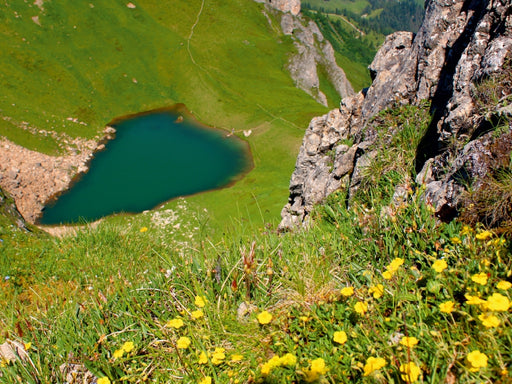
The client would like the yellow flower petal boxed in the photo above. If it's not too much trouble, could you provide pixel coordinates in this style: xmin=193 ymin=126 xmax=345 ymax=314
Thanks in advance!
xmin=333 ymin=331 xmax=348 ymax=345
xmin=467 ymin=350 xmax=488 ymax=369
xmin=166 ymin=318 xmax=185 ymax=329
xmin=400 ymin=336 xmax=419 ymax=348
xmin=121 ymin=341 xmax=134 ymax=353
xmin=363 ymin=357 xmax=386 ymax=376
xmin=399 ymin=362 xmax=421 ymax=382
xmin=354 ymin=301 xmax=368 ymax=314
xmin=486 ymin=293 xmax=510 ymax=312
xmin=340 ymin=287 xmax=354 ymax=297
xmin=432 ymin=259 xmax=448 ymax=273
xmin=478 ymin=313 xmax=500 ymax=328
xmin=194 ymin=295 xmax=207 ymax=308
xmin=257 ymin=310 xmax=273 ymax=325
xmin=191 ymin=310 xmax=204 ymax=319
xmin=497 ymin=280 xmax=512 ymax=290
xmin=176 ymin=336 xmax=191 ymax=349
xmin=471 ymin=272 xmax=488 ymax=286
xmin=439 ymin=301 xmax=455 ymax=313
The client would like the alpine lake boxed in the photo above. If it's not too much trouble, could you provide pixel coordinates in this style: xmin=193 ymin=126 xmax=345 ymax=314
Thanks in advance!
xmin=39 ymin=105 xmax=252 ymax=225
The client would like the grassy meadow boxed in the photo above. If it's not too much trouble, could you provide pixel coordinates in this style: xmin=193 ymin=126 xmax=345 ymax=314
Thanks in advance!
xmin=1 ymin=96 xmax=511 ymax=383
xmin=1 ymin=1 xmax=511 ymax=383
xmin=0 ymin=0 xmax=331 ymax=230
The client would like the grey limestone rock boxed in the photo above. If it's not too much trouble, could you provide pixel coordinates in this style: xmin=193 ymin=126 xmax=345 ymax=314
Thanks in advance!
xmin=280 ymin=0 xmax=512 ymax=229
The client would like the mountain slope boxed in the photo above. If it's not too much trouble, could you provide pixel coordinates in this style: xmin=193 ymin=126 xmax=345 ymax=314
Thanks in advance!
xmin=1 ymin=0 xmax=340 ymax=227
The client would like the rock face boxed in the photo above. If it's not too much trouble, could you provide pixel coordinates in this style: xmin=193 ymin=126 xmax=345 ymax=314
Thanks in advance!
xmin=280 ymin=0 xmax=512 ymax=229
xmin=0 ymin=186 xmax=28 ymax=230
xmin=259 ymin=1 xmax=354 ymax=106
xmin=281 ymin=13 xmax=355 ymax=105
xmin=254 ymin=0 xmax=301 ymax=16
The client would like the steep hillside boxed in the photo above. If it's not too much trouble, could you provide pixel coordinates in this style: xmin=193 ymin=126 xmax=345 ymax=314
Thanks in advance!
xmin=2 ymin=1 xmax=511 ymax=383
xmin=1 ymin=0 xmax=355 ymax=228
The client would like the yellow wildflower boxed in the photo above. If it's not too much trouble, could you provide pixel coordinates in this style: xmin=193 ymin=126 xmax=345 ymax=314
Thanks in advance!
xmin=363 ymin=357 xmax=386 ymax=376
xmin=195 ymin=295 xmax=207 ymax=308
xmin=199 ymin=377 xmax=212 ymax=384
xmin=231 ymin=354 xmax=244 ymax=362
xmin=211 ymin=347 xmax=226 ymax=365
xmin=191 ymin=310 xmax=204 ymax=319
xmin=257 ymin=310 xmax=273 ymax=325
xmin=461 ymin=225 xmax=473 ymax=235
xmin=478 ymin=313 xmax=500 ymax=328
xmin=113 ymin=348 xmax=124 ymax=359
xmin=279 ymin=353 xmax=297 ymax=366
xmin=388 ymin=258 xmax=404 ymax=272
xmin=486 ymin=293 xmax=510 ymax=312
xmin=400 ymin=336 xmax=419 ymax=348
xmin=369 ymin=284 xmax=384 ymax=299
xmin=399 ymin=362 xmax=421 ymax=382
xmin=333 ymin=331 xmax=347 ymax=345
xmin=451 ymin=237 xmax=461 ymax=244
xmin=439 ymin=301 xmax=455 ymax=313
xmin=166 ymin=318 xmax=185 ymax=329
xmin=198 ymin=351 xmax=208 ymax=364
xmin=497 ymin=280 xmax=512 ymax=290
xmin=354 ymin=301 xmax=368 ymax=314
xmin=340 ymin=286 xmax=354 ymax=297
xmin=432 ymin=259 xmax=448 ymax=273
xmin=465 ymin=294 xmax=486 ymax=305
xmin=305 ymin=358 xmax=329 ymax=382
xmin=139 ymin=227 xmax=148 ymax=233
xmin=475 ymin=230 xmax=493 ymax=240
xmin=121 ymin=341 xmax=134 ymax=353
xmin=24 ymin=342 xmax=32 ymax=351
xmin=471 ymin=272 xmax=488 ymax=285
xmin=176 ymin=336 xmax=191 ymax=349
xmin=97 ymin=378 xmax=111 ymax=384
xmin=261 ymin=355 xmax=281 ymax=375
xmin=382 ymin=270 xmax=394 ymax=280
xmin=467 ymin=350 xmax=488 ymax=371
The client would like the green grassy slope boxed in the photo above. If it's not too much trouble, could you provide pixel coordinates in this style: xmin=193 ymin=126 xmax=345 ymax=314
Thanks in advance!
xmin=1 ymin=102 xmax=510 ymax=382
xmin=0 ymin=0 xmax=330 ymax=229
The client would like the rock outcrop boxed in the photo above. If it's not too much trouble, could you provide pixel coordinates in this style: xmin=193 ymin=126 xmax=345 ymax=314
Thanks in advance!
xmin=0 ymin=186 xmax=28 ymax=231
xmin=281 ymin=13 xmax=355 ymax=105
xmin=280 ymin=0 xmax=512 ymax=229
xmin=254 ymin=0 xmax=301 ymax=16
xmin=259 ymin=1 xmax=354 ymax=106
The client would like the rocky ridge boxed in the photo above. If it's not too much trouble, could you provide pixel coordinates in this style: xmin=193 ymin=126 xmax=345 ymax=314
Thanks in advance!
xmin=280 ymin=0 xmax=512 ymax=229
xmin=259 ymin=0 xmax=354 ymax=105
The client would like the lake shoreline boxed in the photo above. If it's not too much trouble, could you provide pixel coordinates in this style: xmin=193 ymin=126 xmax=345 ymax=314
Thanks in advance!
xmin=35 ymin=104 xmax=254 ymax=228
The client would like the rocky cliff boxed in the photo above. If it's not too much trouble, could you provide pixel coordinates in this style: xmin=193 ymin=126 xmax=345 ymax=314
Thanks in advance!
xmin=259 ymin=0 xmax=354 ymax=105
xmin=280 ymin=0 xmax=512 ymax=229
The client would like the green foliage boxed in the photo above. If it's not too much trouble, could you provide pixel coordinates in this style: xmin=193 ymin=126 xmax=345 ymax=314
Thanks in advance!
xmin=354 ymin=101 xmax=432 ymax=206
xmin=303 ymin=0 xmax=425 ymax=35
xmin=1 ymin=182 xmax=511 ymax=383
xmin=302 ymin=9 xmax=377 ymax=68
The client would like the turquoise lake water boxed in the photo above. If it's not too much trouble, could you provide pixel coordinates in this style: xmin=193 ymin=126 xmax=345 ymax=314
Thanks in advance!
xmin=39 ymin=109 xmax=251 ymax=224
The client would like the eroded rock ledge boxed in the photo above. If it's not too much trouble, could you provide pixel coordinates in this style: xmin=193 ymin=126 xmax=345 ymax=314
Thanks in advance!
xmin=280 ymin=0 xmax=512 ymax=229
